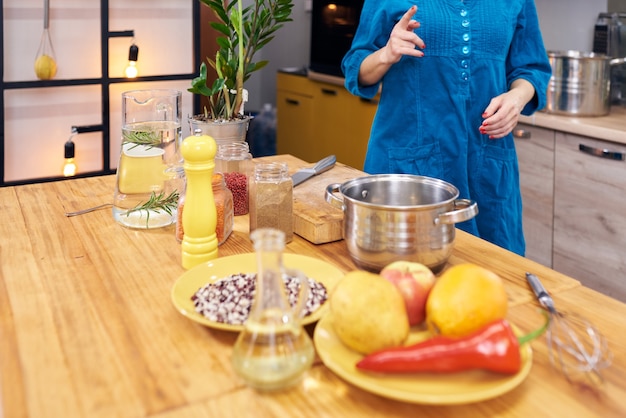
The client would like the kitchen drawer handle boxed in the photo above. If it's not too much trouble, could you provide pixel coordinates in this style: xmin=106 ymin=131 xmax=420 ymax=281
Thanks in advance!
xmin=360 ymin=97 xmax=379 ymax=105
xmin=285 ymin=98 xmax=300 ymax=106
xmin=513 ymin=129 xmax=531 ymax=139
xmin=321 ymin=88 xmax=338 ymax=96
xmin=579 ymin=144 xmax=625 ymax=161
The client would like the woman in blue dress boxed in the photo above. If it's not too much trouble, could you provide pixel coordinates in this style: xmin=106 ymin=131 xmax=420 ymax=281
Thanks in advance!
xmin=342 ymin=1 xmax=552 ymax=255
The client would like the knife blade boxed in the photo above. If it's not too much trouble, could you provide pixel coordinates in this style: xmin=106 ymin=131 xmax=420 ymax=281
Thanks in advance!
xmin=292 ymin=155 xmax=337 ymax=187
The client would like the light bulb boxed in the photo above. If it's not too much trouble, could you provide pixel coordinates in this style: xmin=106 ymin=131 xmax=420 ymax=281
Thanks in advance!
xmin=125 ymin=61 xmax=138 ymax=78
xmin=63 ymin=158 xmax=77 ymax=177
xmin=125 ymin=43 xmax=139 ymax=78
xmin=63 ymin=139 xmax=77 ymax=177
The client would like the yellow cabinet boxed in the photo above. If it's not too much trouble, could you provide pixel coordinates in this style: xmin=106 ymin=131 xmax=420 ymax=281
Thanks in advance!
xmin=276 ymin=91 xmax=315 ymax=161
xmin=276 ymin=72 xmax=377 ymax=170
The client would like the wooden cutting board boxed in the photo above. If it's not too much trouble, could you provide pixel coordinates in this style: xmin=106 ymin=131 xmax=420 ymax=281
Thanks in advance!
xmin=254 ymin=154 xmax=366 ymax=244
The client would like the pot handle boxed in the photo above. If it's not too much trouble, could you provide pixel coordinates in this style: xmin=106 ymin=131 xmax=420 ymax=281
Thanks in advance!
xmin=325 ymin=183 xmax=345 ymax=210
xmin=610 ymin=57 xmax=626 ymax=66
xmin=435 ymin=199 xmax=478 ymax=225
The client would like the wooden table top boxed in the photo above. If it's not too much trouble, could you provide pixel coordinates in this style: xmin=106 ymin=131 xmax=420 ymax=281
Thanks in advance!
xmin=1 ymin=160 xmax=625 ymax=418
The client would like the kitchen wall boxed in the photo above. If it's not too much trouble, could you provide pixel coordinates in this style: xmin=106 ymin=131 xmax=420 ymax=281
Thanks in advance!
xmin=535 ymin=0 xmax=607 ymax=51
xmin=244 ymin=0 xmax=311 ymax=113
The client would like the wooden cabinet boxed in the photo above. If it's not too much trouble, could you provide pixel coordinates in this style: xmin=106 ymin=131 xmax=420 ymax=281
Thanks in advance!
xmin=514 ymin=124 xmax=555 ymax=267
xmin=553 ymin=132 xmax=626 ymax=301
xmin=276 ymin=72 xmax=377 ymax=169
xmin=516 ymin=121 xmax=626 ymax=302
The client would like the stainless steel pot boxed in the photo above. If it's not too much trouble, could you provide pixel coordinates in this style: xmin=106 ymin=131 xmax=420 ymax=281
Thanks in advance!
xmin=546 ymin=50 xmax=626 ymax=116
xmin=325 ymin=174 xmax=478 ymax=273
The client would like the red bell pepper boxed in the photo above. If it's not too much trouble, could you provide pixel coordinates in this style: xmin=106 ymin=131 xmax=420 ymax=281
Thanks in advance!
xmin=356 ymin=315 xmax=548 ymax=375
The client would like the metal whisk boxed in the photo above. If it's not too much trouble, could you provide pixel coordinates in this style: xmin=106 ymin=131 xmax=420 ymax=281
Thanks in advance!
xmin=526 ymin=272 xmax=613 ymax=384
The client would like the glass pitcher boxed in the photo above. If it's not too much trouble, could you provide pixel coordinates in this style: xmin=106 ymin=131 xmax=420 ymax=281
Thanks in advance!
xmin=113 ymin=89 xmax=183 ymax=228
xmin=231 ymin=228 xmax=315 ymax=391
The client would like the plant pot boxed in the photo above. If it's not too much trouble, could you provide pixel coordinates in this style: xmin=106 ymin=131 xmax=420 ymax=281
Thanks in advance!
xmin=188 ymin=115 xmax=251 ymax=144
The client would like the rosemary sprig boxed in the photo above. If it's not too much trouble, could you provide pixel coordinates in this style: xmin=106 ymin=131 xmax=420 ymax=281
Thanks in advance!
xmin=122 ymin=131 xmax=162 ymax=149
xmin=125 ymin=190 xmax=180 ymax=227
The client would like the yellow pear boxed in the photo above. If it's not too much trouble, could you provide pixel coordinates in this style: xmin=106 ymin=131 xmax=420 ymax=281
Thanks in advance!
xmin=330 ymin=270 xmax=409 ymax=355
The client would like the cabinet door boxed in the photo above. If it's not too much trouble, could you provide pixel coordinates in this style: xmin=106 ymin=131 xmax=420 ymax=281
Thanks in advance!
xmin=313 ymin=84 xmax=353 ymax=165
xmin=276 ymin=89 xmax=315 ymax=162
xmin=553 ymin=132 xmax=626 ymax=302
xmin=514 ymin=124 xmax=555 ymax=267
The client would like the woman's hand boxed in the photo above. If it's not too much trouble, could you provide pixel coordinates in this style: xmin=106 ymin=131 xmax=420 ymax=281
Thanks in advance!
xmin=381 ymin=5 xmax=425 ymax=65
xmin=479 ymin=79 xmax=536 ymax=139
xmin=359 ymin=6 xmax=425 ymax=86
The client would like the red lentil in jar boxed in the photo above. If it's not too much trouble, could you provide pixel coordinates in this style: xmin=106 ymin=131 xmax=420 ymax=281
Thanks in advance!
xmin=215 ymin=142 xmax=252 ymax=216
xmin=224 ymin=171 xmax=249 ymax=215
xmin=176 ymin=173 xmax=234 ymax=245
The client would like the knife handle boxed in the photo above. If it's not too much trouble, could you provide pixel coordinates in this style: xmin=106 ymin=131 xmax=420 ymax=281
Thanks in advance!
xmin=313 ymin=155 xmax=336 ymax=174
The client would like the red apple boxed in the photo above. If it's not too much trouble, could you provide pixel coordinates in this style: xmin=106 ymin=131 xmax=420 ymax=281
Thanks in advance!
xmin=380 ymin=261 xmax=436 ymax=326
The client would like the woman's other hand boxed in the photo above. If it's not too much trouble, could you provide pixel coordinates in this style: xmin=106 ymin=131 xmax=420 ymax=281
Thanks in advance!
xmin=479 ymin=79 xmax=536 ymax=139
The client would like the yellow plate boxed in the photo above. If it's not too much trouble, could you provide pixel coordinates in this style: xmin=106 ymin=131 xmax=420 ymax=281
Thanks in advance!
xmin=171 ymin=253 xmax=343 ymax=332
xmin=314 ymin=313 xmax=533 ymax=405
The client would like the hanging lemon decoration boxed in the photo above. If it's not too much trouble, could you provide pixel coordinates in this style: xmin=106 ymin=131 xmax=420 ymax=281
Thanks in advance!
xmin=34 ymin=54 xmax=57 ymax=80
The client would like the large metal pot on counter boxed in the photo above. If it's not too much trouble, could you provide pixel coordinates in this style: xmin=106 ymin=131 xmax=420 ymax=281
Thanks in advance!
xmin=325 ymin=174 xmax=478 ymax=273
xmin=546 ymin=50 xmax=626 ymax=116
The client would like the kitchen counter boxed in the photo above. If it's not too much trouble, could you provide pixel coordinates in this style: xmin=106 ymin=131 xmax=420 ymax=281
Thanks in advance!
xmin=519 ymin=106 xmax=626 ymax=144
xmin=2 ymin=155 xmax=626 ymax=417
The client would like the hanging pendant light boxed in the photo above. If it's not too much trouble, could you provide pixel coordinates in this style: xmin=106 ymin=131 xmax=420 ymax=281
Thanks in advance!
xmin=63 ymin=140 xmax=77 ymax=177
xmin=125 ymin=43 xmax=139 ymax=78
xmin=62 ymin=128 xmax=77 ymax=177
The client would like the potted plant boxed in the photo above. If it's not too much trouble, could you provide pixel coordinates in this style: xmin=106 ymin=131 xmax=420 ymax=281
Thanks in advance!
xmin=188 ymin=0 xmax=294 ymax=142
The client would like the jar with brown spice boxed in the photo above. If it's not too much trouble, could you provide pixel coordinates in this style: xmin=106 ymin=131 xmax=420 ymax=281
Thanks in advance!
xmin=249 ymin=162 xmax=293 ymax=243
xmin=215 ymin=142 xmax=252 ymax=216
xmin=176 ymin=173 xmax=234 ymax=245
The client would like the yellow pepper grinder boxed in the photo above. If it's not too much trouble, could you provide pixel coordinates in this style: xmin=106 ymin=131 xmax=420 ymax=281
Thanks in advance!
xmin=180 ymin=129 xmax=218 ymax=269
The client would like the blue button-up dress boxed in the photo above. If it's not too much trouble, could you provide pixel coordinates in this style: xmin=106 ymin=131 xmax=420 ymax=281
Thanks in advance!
xmin=342 ymin=0 xmax=552 ymax=255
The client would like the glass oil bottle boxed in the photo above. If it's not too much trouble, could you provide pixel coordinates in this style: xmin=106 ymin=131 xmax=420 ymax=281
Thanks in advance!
xmin=231 ymin=228 xmax=314 ymax=391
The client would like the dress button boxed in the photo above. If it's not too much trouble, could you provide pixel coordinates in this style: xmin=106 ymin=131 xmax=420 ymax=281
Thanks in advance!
xmin=462 ymin=19 xmax=470 ymax=28
xmin=463 ymin=33 xmax=470 ymax=42
xmin=461 ymin=71 xmax=469 ymax=81
xmin=461 ymin=59 xmax=469 ymax=68
xmin=462 ymin=46 xmax=470 ymax=54
xmin=460 ymin=9 xmax=468 ymax=17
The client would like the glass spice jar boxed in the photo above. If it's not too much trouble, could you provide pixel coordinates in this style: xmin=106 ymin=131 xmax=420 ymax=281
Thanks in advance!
xmin=176 ymin=172 xmax=234 ymax=246
xmin=212 ymin=172 xmax=234 ymax=245
xmin=215 ymin=142 xmax=252 ymax=216
xmin=249 ymin=162 xmax=293 ymax=243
